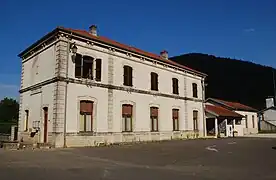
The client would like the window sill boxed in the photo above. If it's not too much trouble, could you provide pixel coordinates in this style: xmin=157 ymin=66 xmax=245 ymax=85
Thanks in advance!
xmin=78 ymin=131 xmax=95 ymax=136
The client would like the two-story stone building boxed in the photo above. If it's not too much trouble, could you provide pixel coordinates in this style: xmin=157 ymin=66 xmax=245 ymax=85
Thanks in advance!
xmin=18 ymin=25 xmax=207 ymax=147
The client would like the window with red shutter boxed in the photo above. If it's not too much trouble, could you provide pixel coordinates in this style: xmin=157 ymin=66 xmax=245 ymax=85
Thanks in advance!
xmin=122 ymin=104 xmax=133 ymax=132
xmin=150 ymin=107 xmax=158 ymax=132
xmin=172 ymin=109 xmax=179 ymax=131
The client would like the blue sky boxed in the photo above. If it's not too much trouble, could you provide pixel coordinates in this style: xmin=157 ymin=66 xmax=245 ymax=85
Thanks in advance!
xmin=1 ymin=0 xmax=276 ymax=100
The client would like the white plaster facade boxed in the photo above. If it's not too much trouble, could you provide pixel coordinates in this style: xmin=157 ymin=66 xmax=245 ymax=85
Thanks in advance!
xmin=235 ymin=110 xmax=258 ymax=134
xmin=205 ymin=99 xmax=258 ymax=137
xmin=18 ymin=26 xmax=206 ymax=147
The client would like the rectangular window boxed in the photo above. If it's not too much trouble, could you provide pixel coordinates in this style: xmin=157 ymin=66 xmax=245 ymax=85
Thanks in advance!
xmin=173 ymin=109 xmax=179 ymax=131
xmin=252 ymin=115 xmax=255 ymax=128
xmin=24 ymin=110 xmax=29 ymax=132
xmin=75 ymin=54 xmax=98 ymax=80
xmin=193 ymin=110 xmax=198 ymax=131
xmin=172 ymin=78 xmax=179 ymax=94
xmin=245 ymin=115 xmax=248 ymax=128
xmin=123 ymin=66 xmax=133 ymax=86
xmin=75 ymin=54 xmax=82 ymax=78
xmin=192 ymin=83 xmax=198 ymax=98
xmin=82 ymin=56 xmax=93 ymax=79
xmin=122 ymin=104 xmax=133 ymax=132
xmin=151 ymin=72 xmax=158 ymax=91
xmin=150 ymin=107 xmax=158 ymax=132
xmin=95 ymin=59 xmax=102 ymax=81
xmin=79 ymin=101 xmax=93 ymax=132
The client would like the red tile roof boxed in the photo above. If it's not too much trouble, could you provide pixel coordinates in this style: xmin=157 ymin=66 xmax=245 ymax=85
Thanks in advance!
xmin=206 ymin=104 xmax=244 ymax=118
xmin=59 ymin=27 xmax=206 ymax=76
xmin=210 ymin=98 xmax=258 ymax=112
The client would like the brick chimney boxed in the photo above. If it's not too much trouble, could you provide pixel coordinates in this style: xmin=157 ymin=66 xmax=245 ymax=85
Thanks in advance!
xmin=160 ymin=50 xmax=168 ymax=59
xmin=89 ymin=25 xmax=97 ymax=36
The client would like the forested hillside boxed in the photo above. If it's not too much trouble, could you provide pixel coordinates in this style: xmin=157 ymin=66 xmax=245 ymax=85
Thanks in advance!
xmin=171 ymin=53 xmax=276 ymax=110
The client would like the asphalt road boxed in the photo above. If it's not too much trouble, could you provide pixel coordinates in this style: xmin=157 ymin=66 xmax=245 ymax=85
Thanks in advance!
xmin=1 ymin=138 xmax=276 ymax=180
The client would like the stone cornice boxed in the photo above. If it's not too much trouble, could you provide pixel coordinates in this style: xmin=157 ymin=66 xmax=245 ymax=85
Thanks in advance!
xmin=19 ymin=77 xmax=203 ymax=103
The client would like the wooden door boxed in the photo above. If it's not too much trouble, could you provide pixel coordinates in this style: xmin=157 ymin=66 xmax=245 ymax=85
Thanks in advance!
xmin=43 ymin=107 xmax=48 ymax=143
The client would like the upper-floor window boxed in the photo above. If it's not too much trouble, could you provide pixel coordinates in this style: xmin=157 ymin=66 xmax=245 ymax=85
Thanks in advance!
xmin=150 ymin=107 xmax=158 ymax=132
xmin=172 ymin=78 xmax=179 ymax=95
xmin=75 ymin=53 xmax=102 ymax=81
xmin=123 ymin=65 xmax=133 ymax=86
xmin=192 ymin=83 xmax=198 ymax=98
xmin=151 ymin=72 xmax=158 ymax=91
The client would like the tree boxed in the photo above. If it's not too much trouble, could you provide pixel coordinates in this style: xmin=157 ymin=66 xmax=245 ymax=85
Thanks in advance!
xmin=0 ymin=97 xmax=19 ymax=123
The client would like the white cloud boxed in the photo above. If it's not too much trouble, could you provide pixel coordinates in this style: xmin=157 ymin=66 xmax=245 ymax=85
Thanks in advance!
xmin=244 ymin=28 xmax=255 ymax=32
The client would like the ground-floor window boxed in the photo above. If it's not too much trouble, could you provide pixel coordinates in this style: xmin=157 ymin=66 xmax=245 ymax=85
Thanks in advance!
xmin=252 ymin=115 xmax=255 ymax=128
xmin=173 ymin=109 xmax=179 ymax=131
xmin=24 ymin=110 xmax=29 ymax=132
xmin=122 ymin=104 xmax=133 ymax=132
xmin=79 ymin=100 xmax=93 ymax=132
xmin=150 ymin=107 xmax=158 ymax=132
xmin=193 ymin=110 xmax=198 ymax=131
xmin=245 ymin=115 xmax=248 ymax=128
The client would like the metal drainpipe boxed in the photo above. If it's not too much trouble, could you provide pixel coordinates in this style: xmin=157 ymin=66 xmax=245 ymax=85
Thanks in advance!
xmin=202 ymin=78 xmax=206 ymax=137
xmin=63 ymin=36 xmax=70 ymax=148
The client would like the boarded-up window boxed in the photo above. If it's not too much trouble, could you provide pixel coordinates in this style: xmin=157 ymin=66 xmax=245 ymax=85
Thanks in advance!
xmin=122 ymin=104 xmax=133 ymax=132
xmin=150 ymin=107 xmax=158 ymax=132
xmin=82 ymin=56 xmax=93 ymax=79
xmin=123 ymin=66 xmax=133 ymax=86
xmin=192 ymin=83 xmax=198 ymax=98
xmin=75 ymin=53 xmax=82 ymax=78
xmin=24 ymin=110 xmax=29 ymax=132
xmin=79 ymin=101 xmax=93 ymax=132
xmin=252 ymin=115 xmax=255 ymax=128
xmin=172 ymin=78 xmax=179 ymax=95
xmin=193 ymin=110 xmax=198 ymax=131
xmin=172 ymin=109 xmax=179 ymax=131
xmin=95 ymin=59 xmax=102 ymax=81
xmin=151 ymin=72 xmax=158 ymax=91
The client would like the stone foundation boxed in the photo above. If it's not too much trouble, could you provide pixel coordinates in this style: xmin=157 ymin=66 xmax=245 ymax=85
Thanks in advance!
xmin=61 ymin=130 xmax=201 ymax=148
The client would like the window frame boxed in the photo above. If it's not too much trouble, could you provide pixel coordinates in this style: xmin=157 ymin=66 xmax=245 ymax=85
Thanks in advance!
xmin=74 ymin=54 xmax=102 ymax=81
xmin=172 ymin=78 xmax=179 ymax=95
xmin=193 ymin=110 xmax=199 ymax=131
xmin=123 ymin=65 xmax=133 ymax=87
xmin=150 ymin=107 xmax=159 ymax=132
xmin=252 ymin=115 xmax=255 ymax=128
xmin=245 ymin=115 xmax=248 ymax=128
xmin=172 ymin=109 xmax=179 ymax=131
xmin=122 ymin=104 xmax=133 ymax=132
xmin=24 ymin=110 xmax=29 ymax=132
xmin=151 ymin=72 xmax=159 ymax=91
xmin=192 ymin=83 xmax=198 ymax=98
xmin=79 ymin=100 xmax=94 ymax=132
